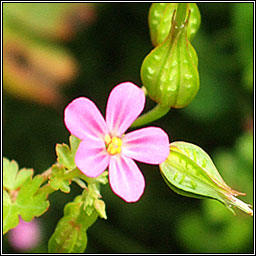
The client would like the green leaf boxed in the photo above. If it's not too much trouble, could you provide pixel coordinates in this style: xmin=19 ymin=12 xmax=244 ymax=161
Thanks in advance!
xmin=48 ymin=215 xmax=88 ymax=253
xmin=3 ymin=190 xmax=19 ymax=234
xmin=49 ymin=165 xmax=71 ymax=193
xmin=160 ymin=142 xmax=253 ymax=216
xmin=16 ymin=175 xmax=50 ymax=222
xmin=48 ymin=196 xmax=98 ymax=253
xmin=3 ymin=158 xmax=49 ymax=234
xmin=3 ymin=157 xmax=33 ymax=191
xmin=56 ymin=135 xmax=80 ymax=170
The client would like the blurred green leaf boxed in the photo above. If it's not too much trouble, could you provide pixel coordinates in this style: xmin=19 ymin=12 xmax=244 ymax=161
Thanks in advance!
xmin=3 ymin=3 xmax=96 ymax=40
xmin=232 ymin=3 xmax=253 ymax=92
xmin=242 ymin=61 xmax=253 ymax=92
xmin=235 ymin=132 xmax=253 ymax=166
xmin=160 ymin=142 xmax=252 ymax=215
xmin=183 ymin=31 xmax=234 ymax=122
xmin=48 ymin=196 xmax=98 ymax=253
xmin=16 ymin=175 xmax=50 ymax=222
xmin=3 ymin=158 xmax=49 ymax=234
xmin=232 ymin=3 xmax=253 ymax=65
xmin=3 ymin=157 xmax=33 ymax=191
xmin=3 ymin=190 xmax=19 ymax=235
xmin=177 ymin=201 xmax=252 ymax=253
xmin=3 ymin=166 xmax=49 ymax=234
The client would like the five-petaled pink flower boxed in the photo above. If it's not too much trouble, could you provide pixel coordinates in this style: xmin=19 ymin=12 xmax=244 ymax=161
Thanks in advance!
xmin=64 ymin=82 xmax=170 ymax=202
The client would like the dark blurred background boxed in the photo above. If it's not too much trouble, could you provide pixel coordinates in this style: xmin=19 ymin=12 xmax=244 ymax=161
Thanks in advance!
xmin=3 ymin=3 xmax=254 ymax=254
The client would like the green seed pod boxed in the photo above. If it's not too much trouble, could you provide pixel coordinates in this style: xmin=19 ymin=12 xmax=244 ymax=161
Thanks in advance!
xmin=149 ymin=3 xmax=201 ymax=46
xmin=141 ymin=15 xmax=199 ymax=108
xmin=160 ymin=142 xmax=253 ymax=216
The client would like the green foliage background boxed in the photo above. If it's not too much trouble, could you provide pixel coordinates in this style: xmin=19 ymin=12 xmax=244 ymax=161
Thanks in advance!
xmin=3 ymin=3 xmax=254 ymax=254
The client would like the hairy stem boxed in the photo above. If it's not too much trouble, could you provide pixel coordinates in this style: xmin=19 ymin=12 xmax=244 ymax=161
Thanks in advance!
xmin=37 ymin=184 xmax=56 ymax=196
xmin=41 ymin=166 xmax=54 ymax=182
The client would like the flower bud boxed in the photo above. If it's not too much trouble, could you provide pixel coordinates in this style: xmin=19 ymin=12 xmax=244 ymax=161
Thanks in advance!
xmin=141 ymin=14 xmax=199 ymax=108
xmin=149 ymin=3 xmax=201 ymax=46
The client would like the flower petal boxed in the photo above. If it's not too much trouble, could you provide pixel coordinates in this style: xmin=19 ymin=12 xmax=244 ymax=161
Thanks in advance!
xmin=109 ymin=155 xmax=145 ymax=202
xmin=106 ymin=82 xmax=145 ymax=136
xmin=64 ymin=97 xmax=108 ymax=140
xmin=122 ymin=127 xmax=170 ymax=164
xmin=75 ymin=140 xmax=109 ymax=178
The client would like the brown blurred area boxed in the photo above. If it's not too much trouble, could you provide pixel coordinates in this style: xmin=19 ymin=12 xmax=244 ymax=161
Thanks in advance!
xmin=3 ymin=3 xmax=97 ymax=106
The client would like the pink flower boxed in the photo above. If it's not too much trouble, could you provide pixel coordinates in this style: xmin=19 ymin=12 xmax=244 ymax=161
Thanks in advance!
xmin=64 ymin=82 xmax=170 ymax=202
xmin=8 ymin=218 xmax=41 ymax=251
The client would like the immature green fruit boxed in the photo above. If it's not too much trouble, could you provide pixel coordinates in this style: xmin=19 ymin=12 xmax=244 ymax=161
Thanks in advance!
xmin=160 ymin=142 xmax=253 ymax=216
xmin=141 ymin=15 xmax=199 ymax=108
xmin=149 ymin=3 xmax=201 ymax=46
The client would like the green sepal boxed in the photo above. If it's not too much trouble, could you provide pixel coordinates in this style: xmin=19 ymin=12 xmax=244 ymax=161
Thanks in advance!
xmin=82 ymin=182 xmax=107 ymax=219
xmin=94 ymin=199 xmax=107 ymax=219
xmin=56 ymin=135 xmax=80 ymax=170
xmin=160 ymin=142 xmax=253 ymax=216
xmin=149 ymin=3 xmax=201 ymax=46
xmin=141 ymin=16 xmax=199 ymax=108
xmin=79 ymin=170 xmax=108 ymax=186
xmin=48 ymin=196 xmax=98 ymax=253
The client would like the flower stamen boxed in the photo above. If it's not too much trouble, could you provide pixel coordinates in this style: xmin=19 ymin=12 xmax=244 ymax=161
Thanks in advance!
xmin=105 ymin=135 xmax=123 ymax=155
